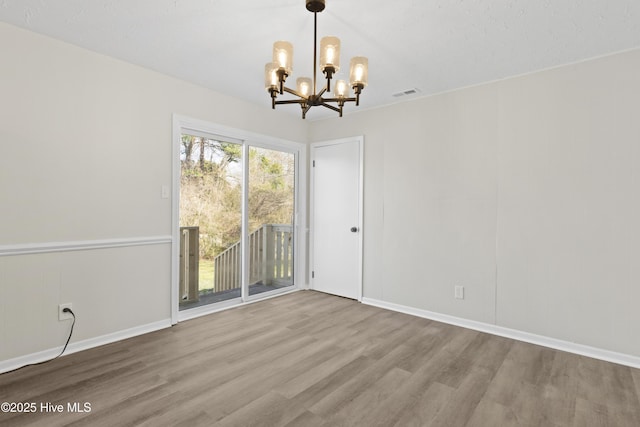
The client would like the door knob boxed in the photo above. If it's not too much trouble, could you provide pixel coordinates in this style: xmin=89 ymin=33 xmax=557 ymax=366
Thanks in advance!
xmin=350 ymin=227 xmax=359 ymax=233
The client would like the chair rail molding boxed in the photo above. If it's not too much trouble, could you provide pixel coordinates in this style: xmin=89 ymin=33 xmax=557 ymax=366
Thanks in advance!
xmin=0 ymin=235 xmax=173 ymax=257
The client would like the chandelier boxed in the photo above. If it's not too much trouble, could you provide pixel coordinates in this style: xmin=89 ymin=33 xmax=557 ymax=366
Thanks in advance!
xmin=264 ymin=0 xmax=368 ymax=119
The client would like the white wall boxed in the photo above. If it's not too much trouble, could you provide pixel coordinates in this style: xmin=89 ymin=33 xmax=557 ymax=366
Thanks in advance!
xmin=0 ymin=22 xmax=306 ymax=365
xmin=309 ymin=48 xmax=640 ymax=357
xmin=495 ymin=51 xmax=640 ymax=355
xmin=2 ymin=19 xmax=639 ymax=367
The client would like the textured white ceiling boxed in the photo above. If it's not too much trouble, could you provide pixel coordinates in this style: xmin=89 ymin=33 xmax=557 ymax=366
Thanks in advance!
xmin=1 ymin=0 xmax=639 ymax=120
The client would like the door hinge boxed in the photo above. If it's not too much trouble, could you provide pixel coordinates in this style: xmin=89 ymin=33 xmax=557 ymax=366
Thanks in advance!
xmin=312 ymin=160 xmax=315 ymax=167
xmin=312 ymin=271 xmax=315 ymax=278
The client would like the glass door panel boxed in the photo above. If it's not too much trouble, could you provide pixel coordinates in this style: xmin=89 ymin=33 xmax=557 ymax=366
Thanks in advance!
xmin=179 ymin=134 xmax=242 ymax=310
xmin=247 ymin=147 xmax=296 ymax=296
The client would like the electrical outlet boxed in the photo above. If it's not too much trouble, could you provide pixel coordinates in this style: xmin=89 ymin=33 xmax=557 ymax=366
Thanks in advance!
xmin=59 ymin=303 xmax=73 ymax=321
xmin=454 ymin=286 xmax=464 ymax=300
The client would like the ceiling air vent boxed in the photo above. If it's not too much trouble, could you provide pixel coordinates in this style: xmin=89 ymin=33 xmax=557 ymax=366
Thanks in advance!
xmin=392 ymin=88 xmax=421 ymax=98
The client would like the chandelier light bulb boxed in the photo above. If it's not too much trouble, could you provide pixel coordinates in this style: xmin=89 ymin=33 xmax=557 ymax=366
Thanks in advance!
xmin=297 ymin=77 xmax=312 ymax=97
xmin=349 ymin=57 xmax=368 ymax=87
xmin=320 ymin=36 xmax=341 ymax=71
xmin=335 ymin=80 xmax=349 ymax=97
xmin=264 ymin=63 xmax=279 ymax=90
xmin=272 ymin=41 xmax=293 ymax=74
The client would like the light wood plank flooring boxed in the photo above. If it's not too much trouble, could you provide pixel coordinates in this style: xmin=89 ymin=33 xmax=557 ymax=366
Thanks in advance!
xmin=1 ymin=291 xmax=639 ymax=426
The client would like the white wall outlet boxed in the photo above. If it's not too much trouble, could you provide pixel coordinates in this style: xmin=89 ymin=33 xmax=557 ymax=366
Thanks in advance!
xmin=161 ymin=185 xmax=170 ymax=199
xmin=59 ymin=303 xmax=73 ymax=321
xmin=454 ymin=286 xmax=464 ymax=300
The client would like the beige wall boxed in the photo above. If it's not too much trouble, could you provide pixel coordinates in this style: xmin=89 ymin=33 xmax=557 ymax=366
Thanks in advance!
xmin=310 ymin=48 xmax=640 ymax=357
xmin=2 ymin=18 xmax=639 ymax=365
xmin=0 ymin=22 xmax=306 ymax=363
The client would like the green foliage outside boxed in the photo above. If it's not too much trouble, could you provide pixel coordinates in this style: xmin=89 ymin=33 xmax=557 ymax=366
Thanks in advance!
xmin=179 ymin=135 xmax=294 ymax=291
xmin=198 ymin=262 xmax=214 ymax=291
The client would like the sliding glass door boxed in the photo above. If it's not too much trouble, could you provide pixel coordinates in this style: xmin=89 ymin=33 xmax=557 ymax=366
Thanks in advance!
xmin=179 ymin=134 xmax=243 ymax=310
xmin=247 ymin=147 xmax=296 ymax=296
xmin=176 ymin=127 xmax=298 ymax=314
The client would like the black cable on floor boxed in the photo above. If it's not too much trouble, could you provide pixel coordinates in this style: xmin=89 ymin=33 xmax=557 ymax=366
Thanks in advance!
xmin=1 ymin=308 xmax=76 ymax=375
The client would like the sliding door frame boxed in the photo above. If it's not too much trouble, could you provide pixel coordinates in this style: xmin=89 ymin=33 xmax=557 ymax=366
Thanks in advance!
xmin=171 ymin=115 xmax=307 ymax=324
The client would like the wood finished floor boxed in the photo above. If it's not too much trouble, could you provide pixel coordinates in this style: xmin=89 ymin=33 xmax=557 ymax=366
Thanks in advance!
xmin=1 ymin=290 xmax=639 ymax=426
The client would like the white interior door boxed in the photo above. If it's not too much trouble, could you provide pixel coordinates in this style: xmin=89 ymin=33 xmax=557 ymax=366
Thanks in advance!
xmin=311 ymin=137 xmax=362 ymax=300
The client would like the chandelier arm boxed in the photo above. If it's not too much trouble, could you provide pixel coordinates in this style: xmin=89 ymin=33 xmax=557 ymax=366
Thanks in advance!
xmin=275 ymin=99 xmax=307 ymax=105
xmin=320 ymin=102 xmax=341 ymax=113
xmin=317 ymin=87 xmax=327 ymax=98
xmin=282 ymin=86 xmax=308 ymax=99
xmin=321 ymin=97 xmax=357 ymax=103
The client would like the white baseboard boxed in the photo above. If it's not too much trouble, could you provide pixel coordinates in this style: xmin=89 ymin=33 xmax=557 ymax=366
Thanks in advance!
xmin=2 ymin=288 xmax=304 ymax=374
xmin=361 ymin=297 xmax=640 ymax=369
xmin=5 ymin=296 xmax=637 ymax=374
xmin=0 ymin=319 xmax=172 ymax=374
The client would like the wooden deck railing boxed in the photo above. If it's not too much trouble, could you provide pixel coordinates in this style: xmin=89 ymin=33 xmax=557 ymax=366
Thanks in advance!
xmin=213 ymin=224 xmax=293 ymax=293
